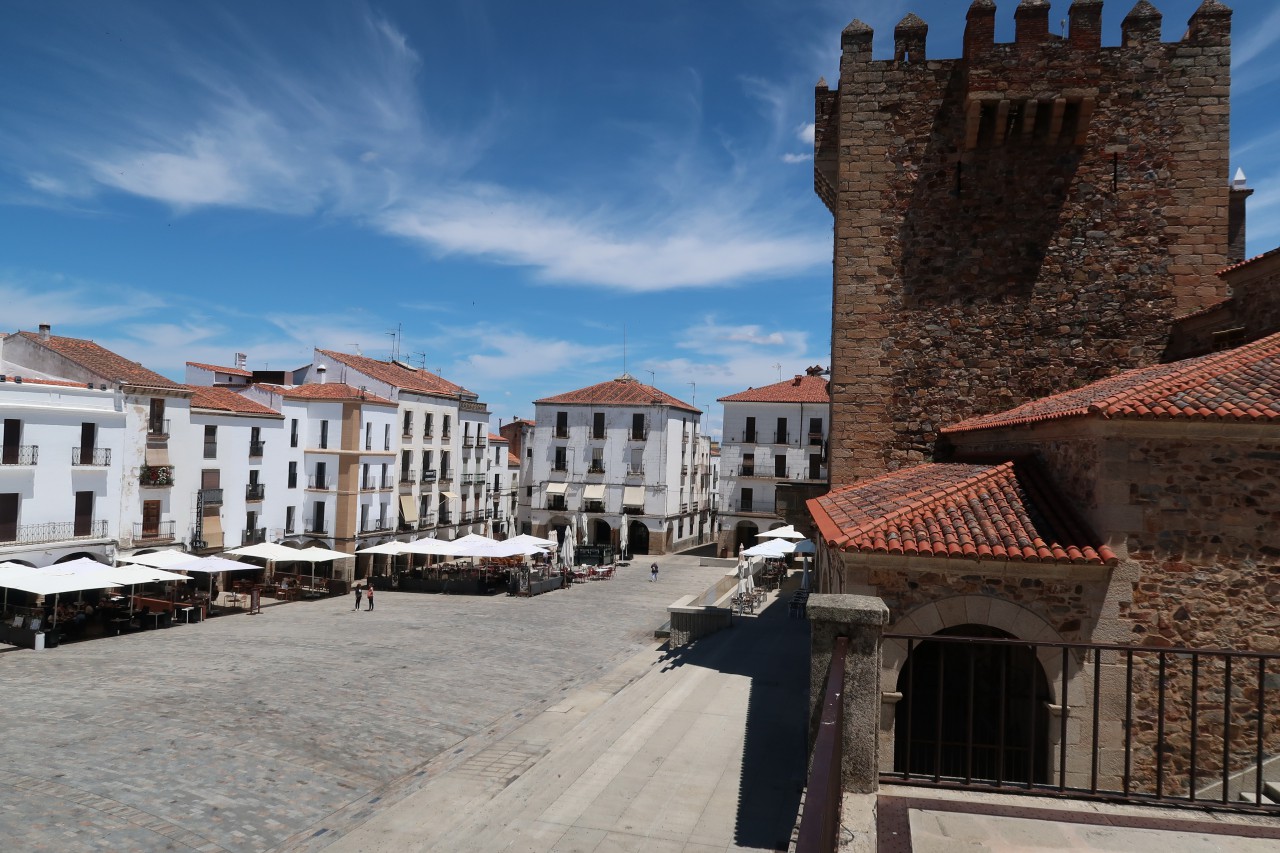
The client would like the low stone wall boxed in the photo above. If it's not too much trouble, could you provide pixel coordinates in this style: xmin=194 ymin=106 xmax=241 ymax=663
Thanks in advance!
xmin=665 ymin=568 xmax=743 ymax=646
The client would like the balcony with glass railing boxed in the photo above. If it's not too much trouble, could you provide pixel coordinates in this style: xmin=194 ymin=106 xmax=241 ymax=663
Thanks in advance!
xmin=245 ymin=483 xmax=265 ymax=502
xmin=242 ymin=527 xmax=267 ymax=545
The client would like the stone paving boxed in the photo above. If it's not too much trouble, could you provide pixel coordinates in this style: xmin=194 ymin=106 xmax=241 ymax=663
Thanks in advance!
xmin=0 ymin=557 xmax=738 ymax=852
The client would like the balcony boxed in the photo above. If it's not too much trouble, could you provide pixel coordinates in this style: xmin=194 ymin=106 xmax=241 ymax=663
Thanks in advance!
xmin=402 ymin=428 xmax=414 ymax=440
xmin=0 ymin=445 xmax=38 ymax=466
xmin=628 ymin=429 xmax=648 ymax=442
xmin=418 ymin=513 xmax=437 ymax=529
xmin=134 ymin=520 xmax=176 ymax=542
xmin=774 ymin=468 xmax=789 ymax=480
xmin=439 ymin=468 xmax=455 ymax=481
xmin=626 ymin=465 xmax=644 ymax=477
xmin=546 ymin=499 xmax=567 ymax=512
xmin=737 ymin=466 xmax=760 ymax=478
xmin=477 ymin=437 xmax=487 ymax=448
xmin=361 ymin=519 xmax=392 ymax=534
xmin=463 ymin=435 xmax=474 ymax=447
xmin=583 ymin=501 xmax=605 ymax=514
xmin=199 ymin=488 xmax=224 ymax=506
xmin=1 ymin=520 xmax=109 ymax=545
xmin=382 ymin=476 xmax=395 ymax=490
xmin=147 ymin=418 xmax=169 ymax=437
xmin=249 ymin=441 xmax=265 ymax=457
xmin=554 ymin=428 xmax=569 ymax=439
xmin=422 ymin=429 xmax=433 ymax=440
xmin=439 ymin=512 xmax=453 ymax=525
xmin=421 ymin=469 xmax=438 ymax=483
xmin=399 ymin=468 xmax=417 ymax=485
xmin=441 ymin=431 xmax=451 ymax=441
xmin=140 ymin=465 xmax=175 ymax=487
xmin=552 ymin=463 xmax=567 ymax=473
xmin=728 ymin=499 xmax=775 ymax=516
xmin=740 ymin=432 xmax=757 ymax=444
xmin=245 ymin=483 xmax=266 ymax=502
xmin=306 ymin=524 xmax=328 ymax=535
xmin=774 ymin=431 xmax=789 ymax=445
xmin=587 ymin=464 xmax=606 ymax=474
xmin=808 ymin=432 xmax=824 ymax=447
xmin=72 ymin=447 xmax=111 ymax=466
xmin=241 ymin=527 xmax=267 ymax=546
xmin=307 ymin=475 xmax=332 ymax=490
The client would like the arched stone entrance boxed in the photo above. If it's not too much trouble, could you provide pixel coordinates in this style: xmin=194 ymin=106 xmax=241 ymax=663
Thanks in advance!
xmin=626 ymin=520 xmax=650 ymax=555
xmin=591 ymin=519 xmax=611 ymax=546
xmin=55 ymin=552 xmax=109 ymax=565
xmin=734 ymin=521 xmax=758 ymax=552
xmin=894 ymin=624 xmax=1052 ymax=784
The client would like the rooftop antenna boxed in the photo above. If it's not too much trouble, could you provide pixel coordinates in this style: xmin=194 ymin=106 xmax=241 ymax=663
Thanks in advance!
xmin=646 ymin=369 xmax=656 ymax=386
xmin=773 ymin=362 xmax=782 ymax=382
xmin=412 ymin=351 xmax=428 ymax=370
xmin=687 ymin=381 xmax=696 ymax=410
xmin=387 ymin=325 xmax=402 ymax=361
xmin=622 ymin=325 xmax=627 ymax=376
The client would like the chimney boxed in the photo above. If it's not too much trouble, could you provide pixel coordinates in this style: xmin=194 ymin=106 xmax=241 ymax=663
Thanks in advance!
xmin=1228 ymin=168 xmax=1253 ymax=265
xmin=316 ymin=364 xmax=328 ymax=385
xmin=39 ymin=323 xmax=51 ymax=341
xmin=234 ymin=352 xmax=248 ymax=370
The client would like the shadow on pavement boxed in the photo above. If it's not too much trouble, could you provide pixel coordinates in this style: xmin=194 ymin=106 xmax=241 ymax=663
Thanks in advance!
xmin=657 ymin=575 xmax=810 ymax=851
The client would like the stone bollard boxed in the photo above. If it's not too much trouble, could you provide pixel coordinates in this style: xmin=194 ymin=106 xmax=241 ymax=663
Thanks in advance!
xmin=808 ymin=594 xmax=890 ymax=794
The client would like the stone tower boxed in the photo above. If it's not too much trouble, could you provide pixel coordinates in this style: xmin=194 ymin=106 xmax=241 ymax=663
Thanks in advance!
xmin=815 ymin=0 xmax=1236 ymax=485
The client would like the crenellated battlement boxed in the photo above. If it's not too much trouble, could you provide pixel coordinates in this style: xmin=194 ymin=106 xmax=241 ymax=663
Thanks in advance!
xmin=839 ymin=1 xmax=1231 ymax=70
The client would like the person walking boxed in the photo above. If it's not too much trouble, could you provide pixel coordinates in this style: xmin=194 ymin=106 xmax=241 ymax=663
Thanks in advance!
xmin=366 ymin=584 xmax=374 ymax=611
xmin=650 ymin=562 xmax=659 ymax=583
xmin=353 ymin=583 xmax=363 ymax=611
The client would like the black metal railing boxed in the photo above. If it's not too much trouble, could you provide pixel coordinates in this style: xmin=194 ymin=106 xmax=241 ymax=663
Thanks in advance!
xmin=808 ymin=432 xmax=824 ymax=446
xmin=882 ymin=633 xmax=1280 ymax=814
xmin=629 ymin=429 xmax=648 ymax=441
xmin=418 ymin=513 xmax=436 ymax=528
xmin=554 ymin=428 xmax=568 ymax=439
xmin=72 ymin=447 xmax=111 ymax=466
xmin=242 ymin=527 xmax=266 ymax=545
xmin=400 ymin=469 xmax=416 ymax=484
xmin=439 ymin=468 xmax=454 ymax=481
xmin=381 ymin=476 xmax=394 ymax=489
xmin=737 ymin=466 xmax=757 ymax=477
xmin=249 ymin=441 xmax=265 ymax=457
xmin=0 ymin=520 xmax=109 ymax=545
xmin=140 ymin=465 xmax=174 ymax=487
xmin=1 ymin=445 xmax=38 ymax=465
xmin=774 ymin=431 xmax=789 ymax=444
xmin=134 ymin=521 xmax=175 ymax=541
xmin=308 ymin=475 xmax=331 ymax=490
xmin=438 ymin=512 xmax=452 ymax=525
xmin=245 ymin=483 xmax=265 ymax=501
xmin=588 ymin=464 xmax=605 ymax=474
xmin=797 ymin=635 xmax=847 ymax=853
xmin=199 ymin=488 xmax=224 ymax=506
xmin=147 ymin=418 xmax=169 ymax=436
xmin=306 ymin=524 xmax=328 ymax=535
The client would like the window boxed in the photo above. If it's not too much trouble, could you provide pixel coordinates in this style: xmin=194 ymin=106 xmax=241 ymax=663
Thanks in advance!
xmin=319 ymin=420 xmax=329 ymax=449
xmin=775 ymin=417 xmax=788 ymax=445
xmin=362 ymin=463 xmax=371 ymax=490
xmin=360 ymin=503 xmax=370 ymax=532
xmin=553 ymin=446 xmax=567 ymax=471
xmin=590 ymin=447 xmax=604 ymax=473
xmin=401 ymin=450 xmax=412 ymax=481
xmin=141 ymin=499 xmax=161 ymax=537
xmin=384 ymin=423 xmax=391 ymax=451
xmin=442 ymin=414 xmax=451 ymax=438
xmin=312 ymin=501 xmax=326 ymax=532
xmin=774 ymin=454 xmax=787 ymax=478
xmin=629 ymin=448 xmax=643 ymax=474
xmin=555 ymin=411 xmax=568 ymax=439
xmin=424 ymin=412 xmax=433 ymax=438
xmin=246 ymin=510 xmax=258 ymax=541
xmin=148 ymin=399 xmax=166 ymax=435
xmin=742 ymin=452 xmax=755 ymax=476
xmin=314 ymin=461 xmax=328 ymax=489
xmin=203 ymin=425 xmax=217 ymax=459
xmin=441 ymin=451 xmax=451 ymax=477
xmin=78 ymin=422 xmax=97 ymax=465
xmin=526 ymin=447 xmax=532 ymax=459
xmin=285 ymin=506 xmax=296 ymax=533
xmin=740 ymin=487 xmax=754 ymax=513
xmin=250 ymin=426 xmax=263 ymax=457
xmin=631 ymin=413 xmax=645 ymax=440
xmin=1 ymin=419 xmax=21 ymax=465
xmin=422 ymin=449 xmax=433 ymax=475
xmin=365 ymin=422 xmax=372 ymax=450
xmin=809 ymin=417 xmax=824 ymax=445
xmin=380 ymin=463 xmax=388 ymax=489
xmin=403 ymin=410 xmax=413 ymax=437
xmin=290 ymin=418 xmax=299 ymax=448
xmin=288 ymin=461 xmax=298 ymax=489
xmin=809 ymin=453 xmax=823 ymax=480
xmin=744 ymin=416 xmax=756 ymax=443
xmin=379 ymin=502 xmax=388 ymax=530
xmin=592 ymin=412 xmax=605 ymax=439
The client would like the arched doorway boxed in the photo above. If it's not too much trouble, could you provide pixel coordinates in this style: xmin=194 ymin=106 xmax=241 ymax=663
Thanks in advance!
xmin=894 ymin=625 xmax=1051 ymax=784
xmin=55 ymin=552 xmax=109 ymax=565
xmin=626 ymin=520 xmax=650 ymax=555
xmin=592 ymin=519 xmax=611 ymax=546
xmin=734 ymin=521 xmax=759 ymax=552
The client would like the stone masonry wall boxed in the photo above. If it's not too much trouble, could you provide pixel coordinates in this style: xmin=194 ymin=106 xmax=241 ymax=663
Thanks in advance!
xmin=1165 ymin=255 xmax=1280 ymax=360
xmin=821 ymin=3 xmax=1233 ymax=485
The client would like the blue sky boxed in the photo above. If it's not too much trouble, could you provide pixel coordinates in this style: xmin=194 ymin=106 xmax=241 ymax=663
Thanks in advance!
xmin=1 ymin=1 xmax=1277 ymax=437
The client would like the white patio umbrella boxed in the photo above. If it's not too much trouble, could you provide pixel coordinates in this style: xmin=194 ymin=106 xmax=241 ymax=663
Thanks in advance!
xmin=225 ymin=541 xmax=302 ymax=584
xmin=122 ymin=549 xmax=194 ymax=568
xmin=743 ymin=539 xmax=795 ymax=557
xmin=110 ymin=564 xmax=194 ymax=615
xmin=793 ymin=539 xmax=816 ymax=590
xmin=758 ymin=524 xmax=805 ymax=540
xmin=355 ymin=541 xmax=408 ymax=555
xmin=292 ymin=546 xmax=352 ymax=589
xmin=2 ymin=559 xmax=122 ymax=626
xmin=507 ymin=533 xmax=555 ymax=547
xmin=170 ymin=555 xmax=261 ymax=602
xmin=618 ymin=517 xmax=629 ymax=561
xmin=1 ymin=562 xmax=42 ymax=614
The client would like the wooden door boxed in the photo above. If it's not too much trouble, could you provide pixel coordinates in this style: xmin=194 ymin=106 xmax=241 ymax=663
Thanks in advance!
xmin=80 ymin=422 xmax=96 ymax=464
xmin=74 ymin=491 xmax=94 ymax=536
xmin=142 ymin=500 xmax=161 ymax=537
xmin=2 ymin=419 xmax=18 ymax=465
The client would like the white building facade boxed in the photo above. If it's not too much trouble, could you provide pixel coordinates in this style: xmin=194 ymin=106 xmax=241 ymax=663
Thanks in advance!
xmin=717 ymin=369 xmax=829 ymax=553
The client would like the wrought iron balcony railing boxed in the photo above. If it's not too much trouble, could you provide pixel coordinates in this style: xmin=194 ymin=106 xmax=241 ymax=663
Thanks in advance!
xmin=134 ymin=520 xmax=176 ymax=541
xmin=245 ymin=483 xmax=266 ymax=501
xmin=0 ymin=519 xmax=109 ymax=545
xmin=1 ymin=445 xmax=38 ymax=466
xmin=72 ymin=447 xmax=111 ymax=466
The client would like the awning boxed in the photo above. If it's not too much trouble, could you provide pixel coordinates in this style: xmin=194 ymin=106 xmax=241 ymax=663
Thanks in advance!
xmin=440 ymin=491 xmax=459 ymax=501
xmin=546 ymin=483 xmax=568 ymax=496
xmin=399 ymin=495 xmax=419 ymax=525
xmin=623 ymin=486 xmax=645 ymax=508
xmin=583 ymin=484 xmax=605 ymax=502
xmin=145 ymin=446 xmax=171 ymax=466
xmin=202 ymin=514 xmax=224 ymax=549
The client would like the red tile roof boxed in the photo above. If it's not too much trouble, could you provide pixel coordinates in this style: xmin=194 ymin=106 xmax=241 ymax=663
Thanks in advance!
xmin=944 ymin=331 xmax=1280 ymax=434
xmin=718 ymin=374 xmax=829 ymax=404
xmin=186 ymin=361 xmax=252 ymax=378
xmin=259 ymin=383 xmax=396 ymax=406
xmin=316 ymin=350 xmax=473 ymax=399
xmin=187 ymin=386 xmax=282 ymax=417
xmin=488 ymin=432 xmax=506 ymax=443
xmin=0 ymin=375 xmax=102 ymax=390
xmin=18 ymin=331 xmax=180 ymax=389
xmin=507 ymin=451 xmax=520 ymax=467
xmin=536 ymin=375 xmax=699 ymax=413
xmin=808 ymin=461 xmax=1116 ymax=566
xmin=1217 ymin=246 xmax=1280 ymax=277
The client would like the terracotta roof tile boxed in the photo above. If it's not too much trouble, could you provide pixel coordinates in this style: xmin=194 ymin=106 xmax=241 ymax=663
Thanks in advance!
xmin=1217 ymin=246 xmax=1280 ymax=277
xmin=507 ymin=451 xmax=520 ymax=467
xmin=808 ymin=461 xmax=1115 ymax=566
xmin=186 ymin=361 xmax=253 ymax=377
xmin=187 ymin=385 xmax=282 ymax=416
xmin=0 ymin=375 xmax=103 ymax=390
xmin=316 ymin=350 xmax=473 ymax=399
xmin=18 ymin=331 xmax=180 ymax=388
xmin=536 ymin=375 xmax=699 ymax=413
xmin=487 ymin=432 xmax=506 ymax=443
xmin=718 ymin=374 xmax=829 ymax=404
xmin=258 ymin=383 xmax=396 ymax=406
xmin=944 ymin=331 xmax=1280 ymax=434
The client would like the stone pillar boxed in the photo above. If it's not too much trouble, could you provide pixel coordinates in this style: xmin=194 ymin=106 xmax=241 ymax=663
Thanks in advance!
xmin=808 ymin=594 xmax=890 ymax=794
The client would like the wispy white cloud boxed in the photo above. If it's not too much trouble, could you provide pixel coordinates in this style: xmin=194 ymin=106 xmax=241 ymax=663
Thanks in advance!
xmin=782 ymin=152 xmax=813 ymax=164
xmin=1233 ymin=5 xmax=1280 ymax=90
xmin=0 ymin=271 xmax=168 ymax=329
xmin=797 ymin=122 xmax=815 ymax=145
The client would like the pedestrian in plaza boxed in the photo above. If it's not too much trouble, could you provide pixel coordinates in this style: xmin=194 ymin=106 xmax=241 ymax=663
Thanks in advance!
xmin=353 ymin=583 xmax=363 ymax=611
xmin=650 ymin=562 xmax=659 ymax=583
xmin=366 ymin=584 xmax=374 ymax=611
